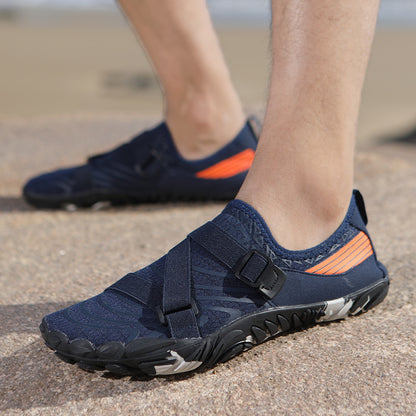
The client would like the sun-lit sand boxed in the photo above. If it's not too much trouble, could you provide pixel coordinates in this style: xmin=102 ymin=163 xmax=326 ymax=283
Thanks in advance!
xmin=0 ymin=9 xmax=415 ymax=145
xmin=1 ymin=9 xmax=415 ymax=416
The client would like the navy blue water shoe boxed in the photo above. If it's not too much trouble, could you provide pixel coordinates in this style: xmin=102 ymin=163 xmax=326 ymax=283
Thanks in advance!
xmin=40 ymin=190 xmax=388 ymax=376
xmin=23 ymin=119 xmax=258 ymax=209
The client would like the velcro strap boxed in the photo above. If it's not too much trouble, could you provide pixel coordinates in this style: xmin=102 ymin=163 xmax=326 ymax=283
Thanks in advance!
xmin=162 ymin=239 xmax=200 ymax=338
xmin=106 ymin=272 xmax=155 ymax=306
xmin=189 ymin=222 xmax=246 ymax=268
xmin=166 ymin=308 xmax=199 ymax=340
xmin=189 ymin=222 xmax=286 ymax=299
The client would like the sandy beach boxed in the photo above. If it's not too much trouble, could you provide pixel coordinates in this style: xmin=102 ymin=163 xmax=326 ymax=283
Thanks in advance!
xmin=0 ymin=10 xmax=269 ymax=120
xmin=0 ymin=9 xmax=415 ymax=416
xmin=0 ymin=10 xmax=415 ymax=143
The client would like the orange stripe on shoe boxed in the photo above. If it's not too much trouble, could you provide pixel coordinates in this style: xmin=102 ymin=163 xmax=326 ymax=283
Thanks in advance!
xmin=306 ymin=231 xmax=373 ymax=275
xmin=196 ymin=149 xmax=255 ymax=180
xmin=308 ymin=233 xmax=369 ymax=275
xmin=306 ymin=232 xmax=367 ymax=274
xmin=334 ymin=246 xmax=373 ymax=274
xmin=319 ymin=238 xmax=370 ymax=275
xmin=322 ymin=241 xmax=372 ymax=275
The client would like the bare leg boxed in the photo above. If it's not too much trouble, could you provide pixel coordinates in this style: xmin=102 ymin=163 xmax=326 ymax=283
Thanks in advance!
xmin=117 ymin=0 xmax=245 ymax=160
xmin=238 ymin=0 xmax=379 ymax=250
xmin=41 ymin=1 xmax=389 ymax=375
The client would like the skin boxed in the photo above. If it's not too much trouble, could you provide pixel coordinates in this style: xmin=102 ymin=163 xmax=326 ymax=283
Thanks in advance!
xmin=118 ymin=0 xmax=380 ymax=250
xmin=117 ymin=0 xmax=245 ymax=160
xmin=238 ymin=0 xmax=380 ymax=249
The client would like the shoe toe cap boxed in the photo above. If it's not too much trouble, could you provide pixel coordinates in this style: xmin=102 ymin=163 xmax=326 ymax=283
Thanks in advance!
xmin=23 ymin=168 xmax=78 ymax=197
xmin=42 ymin=292 xmax=167 ymax=347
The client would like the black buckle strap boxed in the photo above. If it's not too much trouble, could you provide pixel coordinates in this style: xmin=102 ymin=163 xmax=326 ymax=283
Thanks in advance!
xmin=233 ymin=250 xmax=286 ymax=299
xmin=189 ymin=222 xmax=286 ymax=300
xmin=161 ymin=239 xmax=201 ymax=338
xmin=107 ymin=272 xmax=154 ymax=306
xmin=156 ymin=299 xmax=199 ymax=326
xmin=134 ymin=149 xmax=164 ymax=178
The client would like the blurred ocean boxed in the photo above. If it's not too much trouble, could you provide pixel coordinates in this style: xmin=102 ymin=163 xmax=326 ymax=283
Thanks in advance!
xmin=0 ymin=0 xmax=415 ymax=26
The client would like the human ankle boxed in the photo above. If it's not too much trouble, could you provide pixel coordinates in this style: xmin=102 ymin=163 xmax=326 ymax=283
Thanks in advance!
xmin=165 ymin=87 xmax=245 ymax=160
xmin=237 ymin=181 xmax=352 ymax=251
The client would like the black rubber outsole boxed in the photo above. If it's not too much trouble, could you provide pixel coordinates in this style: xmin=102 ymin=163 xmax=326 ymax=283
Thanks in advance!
xmin=24 ymin=190 xmax=236 ymax=210
xmin=40 ymin=278 xmax=389 ymax=377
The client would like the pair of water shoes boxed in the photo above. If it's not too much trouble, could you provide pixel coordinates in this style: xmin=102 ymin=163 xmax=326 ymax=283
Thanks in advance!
xmin=24 ymin=120 xmax=389 ymax=377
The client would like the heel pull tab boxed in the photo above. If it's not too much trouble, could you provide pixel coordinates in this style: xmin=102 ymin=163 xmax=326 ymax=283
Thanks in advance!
xmin=354 ymin=189 xmax=368 ymax=225
xmin=247 ymin=115 xmax=262 ymax=142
